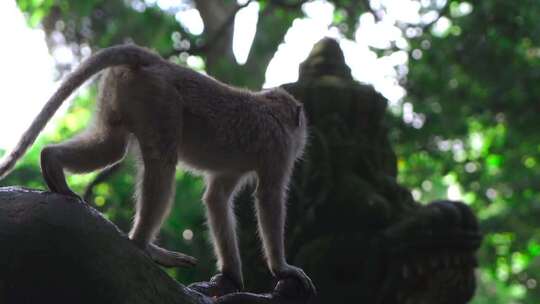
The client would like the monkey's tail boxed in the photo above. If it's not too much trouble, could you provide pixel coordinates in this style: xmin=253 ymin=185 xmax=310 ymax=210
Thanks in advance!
xmin=0 ymin=44 xmax=163 ymax=180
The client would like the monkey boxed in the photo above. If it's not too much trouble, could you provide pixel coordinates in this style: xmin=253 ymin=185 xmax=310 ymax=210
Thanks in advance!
xmin=0 ymin=44 xmax=315 ymax=295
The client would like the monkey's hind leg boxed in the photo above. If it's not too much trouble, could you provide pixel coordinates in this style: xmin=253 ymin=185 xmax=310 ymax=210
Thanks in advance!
xmin=40 ymin=126 xmax=128 ymax=198
xmin=202 ymin=174 xmax=243 ymax=293
xmin=255 ymin=167 xmax=316 ymax=295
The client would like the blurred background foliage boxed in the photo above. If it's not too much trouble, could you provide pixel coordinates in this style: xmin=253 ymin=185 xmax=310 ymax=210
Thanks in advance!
xmin=1 ymin=0 xmax=539 ymax=302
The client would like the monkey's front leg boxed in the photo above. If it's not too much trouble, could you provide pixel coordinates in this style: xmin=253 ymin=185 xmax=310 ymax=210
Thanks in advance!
xmin=256 ymin=175 xmax=316 ymax=295
xmin=129 ymin=160 xmax=196 ymax=267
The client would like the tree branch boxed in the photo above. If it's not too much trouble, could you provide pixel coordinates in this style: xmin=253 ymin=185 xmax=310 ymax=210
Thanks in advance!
xmin=169 ymin=0 xmax=253 ymax=57
xmin=0 ymin=187 xmax=312 ymax=304
xmin=238 ymin=3 xmax=304 ymax=88
xmin=0 ymin=187 xmax=202 ymax=304
xmin=83 ymin=163 xmax=123 ymax=203
xmin=268 ymin=0 xmax=308 ymax=10
xmin=361 ymin=0 xmax=382 ymax=22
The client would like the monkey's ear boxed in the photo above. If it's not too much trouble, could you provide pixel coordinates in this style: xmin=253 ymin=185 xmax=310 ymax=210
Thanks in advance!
xmin=295 ymin=105 xmax=303 ymax=127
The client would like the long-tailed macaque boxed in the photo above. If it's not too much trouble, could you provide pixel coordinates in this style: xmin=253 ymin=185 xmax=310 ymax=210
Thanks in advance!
xmin=0 ymin=45 xmax=314 ymax=295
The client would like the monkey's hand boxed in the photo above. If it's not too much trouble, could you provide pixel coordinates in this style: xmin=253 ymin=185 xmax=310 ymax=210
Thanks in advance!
xmin=146 ymin=243 xmax=198 ymax=267
xmin=273 ymin=264 xmax=316 ymax=295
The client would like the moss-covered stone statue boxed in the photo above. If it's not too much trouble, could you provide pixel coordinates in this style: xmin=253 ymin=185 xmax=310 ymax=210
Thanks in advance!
xmin=236 ymin=38 xmax=481 ymax=304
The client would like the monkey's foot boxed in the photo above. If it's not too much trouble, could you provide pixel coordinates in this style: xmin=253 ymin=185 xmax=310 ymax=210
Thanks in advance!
xmin=145 ymin=243 xmax=197 ymax=267
xmin=188 ymin=273 xmax=241 ymax=297
xmin=273 ymin=264 xmax=316 ymax=296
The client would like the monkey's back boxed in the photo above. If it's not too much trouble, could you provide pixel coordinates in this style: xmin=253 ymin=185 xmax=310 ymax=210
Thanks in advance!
xmin=104 ymin=63 xmax=296 ymax=174
xmin=171 ymin=66 xmax=296 ymax=173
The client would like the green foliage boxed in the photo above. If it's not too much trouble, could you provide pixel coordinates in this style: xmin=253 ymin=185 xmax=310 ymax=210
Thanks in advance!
xmin=397 ymin=1 xmax=540 ymax=302
xmin=17 ymin=0 xmax=54 ymax=27
xmin=8 ymin=0 xmax=540 ymax=302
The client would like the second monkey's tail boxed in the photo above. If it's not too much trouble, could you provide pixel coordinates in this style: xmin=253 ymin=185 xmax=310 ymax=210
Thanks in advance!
xmin=0 ymin=44 xmax=163 ymax=180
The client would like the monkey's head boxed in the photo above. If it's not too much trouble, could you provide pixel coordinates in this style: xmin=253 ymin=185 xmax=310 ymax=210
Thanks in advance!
xmin=262 ymin=88 xmax=308 ymax=159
